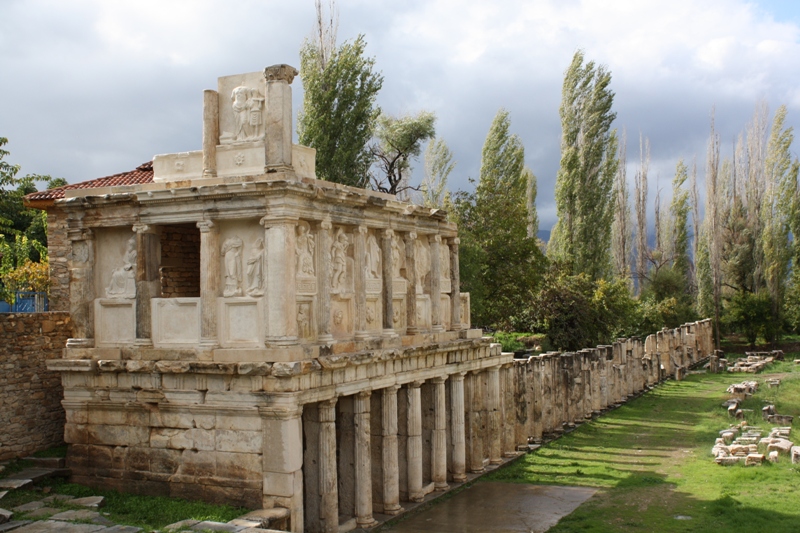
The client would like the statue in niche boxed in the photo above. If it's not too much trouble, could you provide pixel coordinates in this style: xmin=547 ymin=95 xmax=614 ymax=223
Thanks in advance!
xmin=246 ymin=238 xmax=265 ymax=297
xmin=231 ymin=85 xmax=264 ymax=142
xmin=441 ymin=244 xmax=451 ymax=279
xmin=106 ymin=236 xmax=137 ymax=299
xmin=391 ymin=238 xmax=405 ymax=279
xmin=330 ymin=228 xmax=349 ymax=293
xmin=415 ymin=238 xmax=431 ymax=293
xmin=366 ymin=233 xmax=381 ymax=279
xmin=366 ymin=306 xmax=375 ymax=325
xmin=221 ymin=237 xmax=243 ymax=297
xmin=297 ymin=303 xmax=311 ymax=338
xmin=333 ymin=309 xmax=344 ymax=326
xmin=296 ymin=222 xmax=315 ymax=277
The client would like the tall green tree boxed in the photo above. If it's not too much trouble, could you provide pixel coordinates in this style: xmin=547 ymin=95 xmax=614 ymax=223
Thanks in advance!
xmin=419 ymin=137 xmax=455 ymax=209
xmin=548 ymin=50 xmax=619 ymax=280
xmin=455 ymin=109 xmax=544 ymax=329
xmin=669 ymin=160 xmax=692 ymax=292
xmin=370 ymin=111 xmax=436 ymax=196
xmin=298 ymin=32 xmax=383 ymax=188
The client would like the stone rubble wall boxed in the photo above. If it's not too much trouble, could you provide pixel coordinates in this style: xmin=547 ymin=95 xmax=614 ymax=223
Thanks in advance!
xmin=511 ymin=319 xmax=713 ymax=443
xmin=0 ymin=312 xmax=72 ymax=461
xmin=46 ymin=207 xmax=70 ymax=313
xmin=159 ymin=224 xmax=201 ymax=298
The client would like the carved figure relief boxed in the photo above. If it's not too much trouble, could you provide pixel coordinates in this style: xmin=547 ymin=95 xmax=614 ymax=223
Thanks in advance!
xmin=246 ymin=238 xmax=265 ymax=297
xmin=441 ymin=244 xmax=451 ymax=279
xmin=297 ymin=303 xmax=311 ymax=338
xmin=72 ymin=241 xmax=89 ymax=263
xmin=221 ymin=237 xmax=243 ymax=297
xmin=330 ymin=228 xmax=350 ymax=294
xmin=296 ymin=222 xmax=316 ymax=277
xmin=105 ymin=236 xmax=137 ymax=299
xmin=391 ymin=238 xmax=405 ymax=279
xmin=366 ymin=233 xmax=381 ymax=279
xmin=366 ymin=306 xmax=376 ymax=325
xmin=223 ymin=85 xmax=264 ymax=143
xmin=393 ymin=307 xmax=402 ymax=325
xmin=415 ymin=238 xmax=431 ymax=294
xmin=333 ymin=309 xmax=344 ymax=326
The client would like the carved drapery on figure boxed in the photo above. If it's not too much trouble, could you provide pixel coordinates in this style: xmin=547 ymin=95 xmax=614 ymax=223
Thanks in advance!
xmin=295 ymin=221 xmax=316 ymax=278
xmin=221 ymin=237 xmax=243 ymax=297
xmin=246 ymin=238 xmax=265 ymax=296
xmin=330 ymin=228 xmax=350 ymax=294
xmin=220 ymin=85 xmax=264 ymax=143
xmin=415 ymin=237 xmax=430 ymax=294
xmin=106 ymin=236 xmax=137 ymax=299
xmin=391 ymin=238 xmax=405 ymax=279
xmin=366 ymin=233 xmax=381 ymax=280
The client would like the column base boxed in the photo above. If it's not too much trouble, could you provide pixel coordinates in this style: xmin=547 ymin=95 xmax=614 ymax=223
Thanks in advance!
xmin=452 ymin=474 xmax=467 ymax=483
xmin=356 ymin=517 xmax=378 ymax=529
xmin=66 ymin=338 xmax=94 ymax=348
xmin=382 ymin=328 xmax=398 ymax=338
xmin=434 ymin=482 xmax=450 ymax=491
xmin=265 ymin=336 xmax=299 ymax=347
xmin=431 ymin=325 xmax=446 ymax=333
xmin=318 ymin=334 xmax=334 ymax=343
xmin=405 ymin=327 xmax=421 ymax=335
xmin=354 ymin=330 xmax=371 ymax=341
xmin=199 ymin=337 xmax=219 ymax=348
xmin=134 ymin=338 xmax=153 ymax=347
xmin=383 ymin=504 xmax=403 ymax=516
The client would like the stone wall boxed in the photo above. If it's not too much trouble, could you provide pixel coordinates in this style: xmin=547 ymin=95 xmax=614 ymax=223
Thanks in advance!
xmin=159 ymin=224 xmax=200 ymax=298
xmin=0 ymin=312 xmax=72 ymax=461
xmin=46 ymin=207 xmax=70 ymax=312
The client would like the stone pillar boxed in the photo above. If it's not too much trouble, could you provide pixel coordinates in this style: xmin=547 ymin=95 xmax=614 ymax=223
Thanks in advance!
xmin=66 ymin=228 xmax=95 ymax=347
xmin=449 ymin=238 xmax=462 ymax=330
xmin=381 ymin=229 xmax=396 ymax=337
xmin=261 ymin=216 xmax=298 ymax=345
xmin=432 ymin=376 xmax=449 ymax=490
xmin=197 ymin=221 xmax=219 ymax=348
xmin=319 ymin=398 xmax=338 ymax=533
xmin=263 ymin=64 xmax=298 ymax=171
xmin=404 ymin=232 xmax=419 ymax=335
xmin=468 ymin=370 xmax=484 ymax=473
xmin=318 ymin=218 xmax=333 ymax=343
xmin=260 ymin=405 xmax=304 ymax=533
xmin=406 ymin=380 xmax=424 ymax=501
xmin=381 ymin=386 xmax=402 ymax=515
xmin=429 ymin=235 xmax=444 ymax=332
xmin=487 ymin=366 xmax=502 ymax=464
xmin=449 ymin=373 xmax=467 ymax=482
xmin=202 ymin=89 xmax=219 ymax=177
xmin=354 ymin=225 xmax=369 ymax=340
xmin=354 ymin=391 xmax=377 ymax=528
xmin=133 ymin=224 xmax=159 ymax=345
xmin=502 ymin=363 xmax=517 ymax=456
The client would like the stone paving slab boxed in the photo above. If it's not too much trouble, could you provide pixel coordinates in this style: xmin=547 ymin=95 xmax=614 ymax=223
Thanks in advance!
xmin=50 ymin=510 xmax=100 ymax=522
xmin=383 ymin=482 xmax=597 ymax=533
xmin=22 ymin=508 xmax=59 ymax=519
xmin=0 ymin=481 xmax=31 ymax=491
xmin=0 ymin=492 xmax=7 ymax=501
xmin=10 ymin=522 xmax=104 ymax=532
xmin=190 ymin=521 xmax=243 ymax=531
xmin=3 ymin=469 xmax=68 ymax=483
xmin=99 ymin=526 xmax=142 ymax=533
xmin=40 ymin=495 xmax=74 ymax=504
xmin=71 ymin=497 xmax=105 ymax=509
xmin=11 ymin=503 xmax=42 ymax=513
xmin=0 ymin=522 xmax=31 ymax=532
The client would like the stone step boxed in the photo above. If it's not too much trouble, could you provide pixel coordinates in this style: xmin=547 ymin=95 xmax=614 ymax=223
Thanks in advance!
xmin=22 ymin=457 xmax=66 ymax=469
xmin=3 ymin=468 xmax=70 ymax=484
xmin=0 ymin=520 xmax=31 ymax=532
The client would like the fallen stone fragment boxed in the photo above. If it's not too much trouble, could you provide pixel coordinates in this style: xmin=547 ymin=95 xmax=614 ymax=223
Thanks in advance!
xmin=24 ymin=507 xmax=59 ymax=519
xmin=745 ymin=453 xmax=764 ymax=466
xmin=767 ymin=438 xmax=794 ymax=455
xmin=70 ymin=496 xmax=105 ymax=509
xmin=0 ymin=509 xmax=11 ymax=524
xmin=0 ymin=480 xmax=32 ymax=490
xmin=190 ymin=521 xmax=241 ymax=531
xmin=715 ymin=456 xmax=742 ymax=465
xmin=164 ymin=520 xmax=200 ymax=532
xmin=0 ymin=521 xmax=32 ymax=532
xmin=50 ymin=509 xmax=101 ymax=521
xmin=41 ymin=494 xmax=75 ymax=504
xmin=12 ymin=501 xmax=44 ymax=513
xmin=768 ymin=414 xmax=794 ymax=425
xmin=791 ymin=446 xmax=800 ymax=464
xmin=768 ymin=451 xmax=779 ymax=463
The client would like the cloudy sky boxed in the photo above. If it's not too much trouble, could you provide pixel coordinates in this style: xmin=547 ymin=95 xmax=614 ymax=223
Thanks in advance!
xmin=2 ymin=0 xmax=800 ymax=229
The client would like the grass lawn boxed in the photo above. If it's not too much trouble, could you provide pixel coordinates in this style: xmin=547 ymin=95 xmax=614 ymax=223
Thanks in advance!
xmin=489 ymin=357 xmax=800 ymax=532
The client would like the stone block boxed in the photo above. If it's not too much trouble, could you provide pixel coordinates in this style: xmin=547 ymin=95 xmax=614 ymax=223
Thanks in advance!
xmin=745 ymin=453 xmax=764 ymax=466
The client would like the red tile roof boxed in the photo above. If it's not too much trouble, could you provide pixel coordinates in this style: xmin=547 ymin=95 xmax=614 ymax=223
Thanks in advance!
xmin=24 ymin=161 xmax=154 ymax=206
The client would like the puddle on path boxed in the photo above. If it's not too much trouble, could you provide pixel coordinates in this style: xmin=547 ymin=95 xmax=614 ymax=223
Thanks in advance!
xmin=383 ymin=481 xmax=596 ymax=533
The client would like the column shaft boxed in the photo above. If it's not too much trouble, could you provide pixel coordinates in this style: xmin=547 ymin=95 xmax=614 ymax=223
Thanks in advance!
xmin=263 ymin=64 xmax=297 ymax=171
xmin=450 ymin=373 xmax=466 ymax=482
xmin=404 ymin=232 xmax=419 ymax=335
xmin=468 ymin=371 xmax=484 ymax=473
xmin=197 ymin=221 xmax=219 ymax=347
xmin=318 ymin=219 xmax=333 ymax=342
xmin=381 ymin=230 xmax=395 ymax=336
xmin=432 ymin=377 xmax=449 ymax=490
xmin=407 ymin=381 xmax=424 ymax=501
xmin=449 ymin=238 xmax=461 ymax=330
xmin=66 ymin=229 xmax=95 ymax=346
xmin=319 ymin=399 xmax=339 ymax=533
xmin=261 ymin=217 xmax=298 ymax=344
xmin=354 ymin=225 xmax=369 ymax=339
xmin=354 ymin=392 xmax=377 ymax=528
xmin=430 ymin=235 xmax=443 ymax=332
xmin=134 ymin=224 xmax=159 ymax=344
xmin=381 ymin=386 xmax=402 ymax=515
xmin=487 ymin=367 xmax=502 ymax=464
xmin=202 ymin=89 xmax=219 ymax=177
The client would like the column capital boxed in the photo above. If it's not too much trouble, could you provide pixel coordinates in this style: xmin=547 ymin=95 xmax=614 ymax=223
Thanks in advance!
xmin=432 ymin=376 xmax=447 ymax=384
xmin=259 ymin=215 xmax=298 ymax=228
xmin=383 ymin=228 xmax=394 ymax=239
xmin=448 ymin=237 xmax=460 ymax=246
xmin=132 ymin=223 xmax=157 ymax=234
xmin=258 ymin=405 xmax=303 ymax=420
xmin=408 ymin=380 xmax=424 ymax=389
xmin=356 ymin=390 xmax=372 ymax=399
xmin=383 ymin=383 xmax=402 ymax=393
xmin=196 ymin=220 xmax=217 ymax=233
xmin=264 ymin=63 xmax=298 ymax=84
xmin=450 ymin=371 xmax=466 ymax=382
xmin=67 ymin=228 xmax=94 ymax=242
xmin=432 ymin=234 xmax=442 ymax=244
xmin=320 ymin=396 xmax=338 ymax=408
xmin=487 ymin=365 xmax=501 ymax=374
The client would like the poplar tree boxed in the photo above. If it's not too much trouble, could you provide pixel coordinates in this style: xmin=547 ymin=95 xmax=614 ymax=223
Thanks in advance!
xmin=549 ymin=50 xmax=618 ymax=280
xmin=419 ymin=137 xmax=455 ymax=209
xmin=611 ymin=130 xmax=632 ymax=281
xmin=298 ymin=3 xmax=383 ymax=189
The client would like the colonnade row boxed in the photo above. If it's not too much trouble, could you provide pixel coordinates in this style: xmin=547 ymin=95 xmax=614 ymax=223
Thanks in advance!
xmin=292 ymin=319 xmax=712 ymax=532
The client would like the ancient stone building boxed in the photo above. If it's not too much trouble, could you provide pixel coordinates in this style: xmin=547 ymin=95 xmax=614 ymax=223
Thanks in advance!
xmin=36 ymin=65 xmax=715 ymax=533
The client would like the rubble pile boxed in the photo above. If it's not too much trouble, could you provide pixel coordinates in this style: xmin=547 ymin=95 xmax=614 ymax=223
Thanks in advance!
xmin=727 ymin=351 xmax=783 ymax=373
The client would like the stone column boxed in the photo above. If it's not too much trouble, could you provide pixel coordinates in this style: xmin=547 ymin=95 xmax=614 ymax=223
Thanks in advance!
xmin=202 ymin=89 xmax=219 ymax=177
xmin=354 ymin=391 xmax=377 ymax=528
xmin=449 ymin=373 xmax=467 ymax=483
xmin=354 ymin=225 xmax=369 ymax=340
xmin=381 ymin=229 xmax=396 ymax=337
xmin=260 ymin=216 xmax=298 ymax=345
xmin=449 ymin=238 xmax=462 ymax=330
xmin=260 ymin=405 xmax=304 ymax=533
xmin=468 ymin=370 xmax=484 ymax=473
xmin=404 ymin=232 xmax=419 ymax=335
xmin=319 ymin=398 xmax=338 ymax=533
xmin=318 ymin=218 xmax=333 ymax=343
xmin=66 ymin=228 xmax=95 ymax=347
xmin=432 ymin=376 xmax=449 ymax=490
xmin=382 ymin=386 xmax=402 ymax=515
xmin=263 ymin=64 xmax=298 ymax=171
xmin=133 ymin=224 xmax=159 ymax=345
xmin=429 ymin=235 xmax=444 ymax=332
xmin=406 ymin=380 xmax=424 ymax=501
xmin=502 ymin=363 xmax=517 ymax=456
xmin=197 ymin=221 xmax=219 ymax=348
xmin=487 ymin=366 xmax=502 ymax=464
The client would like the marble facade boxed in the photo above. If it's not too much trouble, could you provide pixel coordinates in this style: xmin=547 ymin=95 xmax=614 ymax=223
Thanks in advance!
xmin=44 ymin=66 xmax=715 ymax=533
